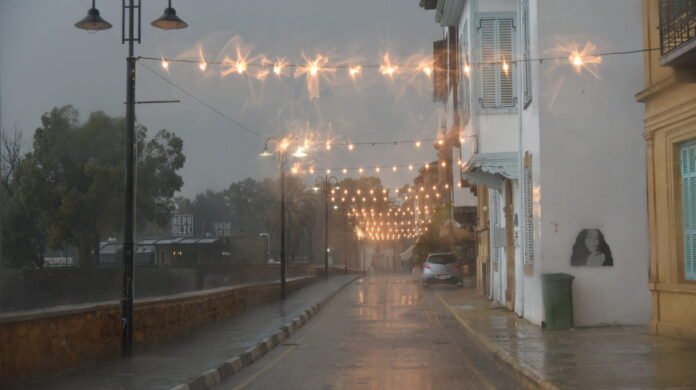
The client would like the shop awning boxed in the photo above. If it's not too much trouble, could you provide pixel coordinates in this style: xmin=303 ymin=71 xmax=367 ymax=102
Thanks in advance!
xmin=461 ymin=152 xmax=518 ymax=191
xmin=399 ymin=245 xmax=415 ymax=261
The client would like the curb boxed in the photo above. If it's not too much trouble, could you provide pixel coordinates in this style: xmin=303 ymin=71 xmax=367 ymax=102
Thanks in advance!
xmin=436 ymin=293 xmax=558 ymax=390
xmin=170 ymin=275 xmax=361 ymax=390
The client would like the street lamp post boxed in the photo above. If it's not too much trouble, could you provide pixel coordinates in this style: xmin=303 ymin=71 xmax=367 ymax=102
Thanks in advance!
xmin=75 ymin=0 xmax=188 ymax=358
xmin=313 ymin=175 xmax=338 ymax=279
xmin=260 ymin=137 xmax=306 ymax=299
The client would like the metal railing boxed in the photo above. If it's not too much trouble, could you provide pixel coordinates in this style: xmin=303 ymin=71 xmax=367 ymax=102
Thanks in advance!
xmin=659 ymin=0 xmax=696 ymax=55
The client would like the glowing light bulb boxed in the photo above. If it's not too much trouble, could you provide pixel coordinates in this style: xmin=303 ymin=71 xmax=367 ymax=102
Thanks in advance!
xmin=348 ymin=143 xmax=354 ymax=151
xmin=326 ymin=142 xmax=331 ymax=151
xmin=309 ymin=167 xmax=315 ymax=174
xmin=392 ymin=166 xmax=397 ymax=172
xmin=379 ymin=53 xmax=398 ymax=78
xmin=463 ymin=62 xmax=471 ymax=76
xmin=415 ymin=141 xmax=421 ymax=148
xmin=409 ymin=165 xmax=414 ymax=171
xmin=359 ymin=168 xmax=364 ymax=174
xmin=441 ymin=161 xmax=446 ymax=167
xmin=199 ymin=61 xmax=207 ymax=71
xmin=342 ymin=168 xmax=348 ymax=174
xmin=349 ymin=66 xmax=362 ymax=78
xmin=236 ymin=61 xmax=247 ymax=74
xmin=161 ymin=58 xmax=169 ymax=70
xmin=375 ymin=167 xmax=381 ymax=173
xmin=326 ymin=169 xmax=331 ymax=174
xmin=502 ymin=60 xmax=509 ymax=76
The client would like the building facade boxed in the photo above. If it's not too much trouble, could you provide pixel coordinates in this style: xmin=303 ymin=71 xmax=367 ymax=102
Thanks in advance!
xmin=423 ymin=0 xmax=651 ymax=327
xmin=636 ymin=0 xmax=696 ymax=340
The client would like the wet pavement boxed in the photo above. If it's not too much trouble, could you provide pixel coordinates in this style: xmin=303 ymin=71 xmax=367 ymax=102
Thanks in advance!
xmin=24 ymin=275 xmax=357 ymax=390
xmin=217 ymin=273 xmax=520 ymax=390
xmin=436 ymin=284 xmax=696 ymax=389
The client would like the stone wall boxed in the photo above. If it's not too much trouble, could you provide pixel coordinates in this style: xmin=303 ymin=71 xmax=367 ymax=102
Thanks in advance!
xmin=0 ymin=264 xmax=314 ymax=312
xmin=0 ymin=276 xmax=315 ymax=386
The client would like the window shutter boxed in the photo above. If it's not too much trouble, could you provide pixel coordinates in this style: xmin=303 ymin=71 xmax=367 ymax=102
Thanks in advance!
xmin=460 ymin=23 xmax=470 ymax=116
xmin=498 ymin=19 xmax=515 ymax=107
xmin=523 ymin=154 xmax=534 ymax=266
xmin=682 ymin=141 xmax=696 ymax=280
xmin=480 ymin=19 xmax=498 ymax=108
xmin=433 ymin=39 xmax=448 ymax=103
xmin=479 ymin=16 xmax=516 ymax=109
xmin=522 ymin=0 xmax=532 ymax=106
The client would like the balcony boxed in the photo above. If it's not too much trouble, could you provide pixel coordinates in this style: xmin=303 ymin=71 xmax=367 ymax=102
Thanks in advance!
xmin=659 ymin=0 xmax=696 ymax=66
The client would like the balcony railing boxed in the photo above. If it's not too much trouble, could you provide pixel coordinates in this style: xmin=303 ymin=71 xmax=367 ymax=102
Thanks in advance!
xmin=659 ymin=0 xmax=696 ymax=65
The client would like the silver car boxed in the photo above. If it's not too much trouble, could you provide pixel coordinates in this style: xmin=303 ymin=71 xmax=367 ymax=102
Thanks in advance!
xmin=421 ymin=252 xmax=463 ymax=288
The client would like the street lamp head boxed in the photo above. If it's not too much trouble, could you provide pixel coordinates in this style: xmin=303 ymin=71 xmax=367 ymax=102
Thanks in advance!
xmin=151 ymin=1 xmax=188 ymax=30
xmin=292 ymin=146 xmax=307 ymax=158
xmin=259 ymin=146 xmax=273 ymax=157
xmin=74 ymin=3 xmax=112 ymax=31
xmin=312 ymin=186 xmax=320 ymax=192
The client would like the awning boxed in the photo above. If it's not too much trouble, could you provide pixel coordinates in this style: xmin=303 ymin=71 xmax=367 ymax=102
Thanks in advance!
xmin=461 ymin=152 xmax=518 ymax=191
xmin=399 ymin=245 xmax=415 ymax=261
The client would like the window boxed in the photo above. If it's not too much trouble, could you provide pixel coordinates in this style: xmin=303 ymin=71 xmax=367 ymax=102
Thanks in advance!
xmin=459 ymin=23 xmax=470 ymax=118
xmin=681 ymin=141 xmax=696 ymax=280
xmin=521 ymin=0 xmax=532 ymax=107
xmin=659 ymin=0 xmax=696 ymax=66
xmin=478 ymin=15 xmax=516 ymax=110
xmin=523 ymin=153 xmax=534 ymax=270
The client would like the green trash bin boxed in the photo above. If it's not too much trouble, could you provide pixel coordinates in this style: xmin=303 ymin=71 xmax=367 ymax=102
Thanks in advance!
xmin=541 ymin=273 xmax=574 ymax=330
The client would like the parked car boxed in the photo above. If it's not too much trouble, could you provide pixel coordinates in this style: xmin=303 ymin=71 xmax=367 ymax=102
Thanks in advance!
xmin=421 ymin=252 xmax=463 ymax=288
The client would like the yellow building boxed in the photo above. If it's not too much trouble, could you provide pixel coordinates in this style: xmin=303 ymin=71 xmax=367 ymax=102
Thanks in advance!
xmin=637 ymin=0 xmax=696 ymax=341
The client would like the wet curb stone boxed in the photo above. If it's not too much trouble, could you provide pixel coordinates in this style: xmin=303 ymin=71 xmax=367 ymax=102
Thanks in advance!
xmin=169 ymin=275 xmax=360 ymax=390
xmin=438 ymin=295 xmax=559 ymax=390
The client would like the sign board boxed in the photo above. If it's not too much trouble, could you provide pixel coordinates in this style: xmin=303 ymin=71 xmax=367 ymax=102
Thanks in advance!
xmin=213 ymin=222 xmax=232 ymax=238
xmin=171 ymin=214 xmax=194 ymax=237
xmin=44 ymin=257 xmax=75 ymax=267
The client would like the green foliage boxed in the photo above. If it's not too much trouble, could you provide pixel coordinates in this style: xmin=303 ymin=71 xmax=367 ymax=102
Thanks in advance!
xmin=3 ymin=106 xmax=185 ymax=267
xmin=412 ymin=204 xmax=454 ymax=266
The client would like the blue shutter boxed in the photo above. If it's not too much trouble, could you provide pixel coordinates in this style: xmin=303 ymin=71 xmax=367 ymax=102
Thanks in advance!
xmin=682 ymin=141 xmax=696 ymax=280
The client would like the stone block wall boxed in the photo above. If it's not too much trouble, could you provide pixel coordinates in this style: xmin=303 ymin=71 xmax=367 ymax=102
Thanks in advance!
xmin=0 ymin=276 xmax=315 ymax=386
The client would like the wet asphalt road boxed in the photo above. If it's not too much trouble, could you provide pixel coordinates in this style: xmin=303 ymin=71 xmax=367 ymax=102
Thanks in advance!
xmin=216 ymin=273 xmax=521 ymax=390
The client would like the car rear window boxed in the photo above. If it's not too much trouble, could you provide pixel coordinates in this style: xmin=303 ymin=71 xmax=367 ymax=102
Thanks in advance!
xmin=427 ymin=254 xmax=456 ymax=264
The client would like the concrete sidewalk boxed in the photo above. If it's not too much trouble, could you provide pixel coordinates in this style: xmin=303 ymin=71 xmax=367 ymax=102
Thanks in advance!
xmin=25 ymin=274 xmax=358 ymax=390
xmin=436 ymin=282 xmax=696 ymax=390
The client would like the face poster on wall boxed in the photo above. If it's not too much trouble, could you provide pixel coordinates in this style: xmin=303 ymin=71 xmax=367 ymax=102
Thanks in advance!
xmin=571 ymin=229 xmax=613 ymax=267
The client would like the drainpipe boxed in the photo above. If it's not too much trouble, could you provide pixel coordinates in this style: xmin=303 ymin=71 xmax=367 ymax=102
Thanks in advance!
xmin=516 ymin=1 xmax=525 ymax=318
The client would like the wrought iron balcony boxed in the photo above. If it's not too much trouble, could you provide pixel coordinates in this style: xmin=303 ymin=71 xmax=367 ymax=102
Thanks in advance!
xmin=659 ymin=0 xmax=696 ymax=66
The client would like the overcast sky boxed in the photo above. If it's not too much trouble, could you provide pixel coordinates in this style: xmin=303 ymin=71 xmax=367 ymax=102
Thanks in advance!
xmin=1 ymin=0 xmax=443 ymax=198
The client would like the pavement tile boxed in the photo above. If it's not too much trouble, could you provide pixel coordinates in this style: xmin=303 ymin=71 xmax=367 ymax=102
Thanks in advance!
xmin=438 ymin=286 xmax=696 ymax=390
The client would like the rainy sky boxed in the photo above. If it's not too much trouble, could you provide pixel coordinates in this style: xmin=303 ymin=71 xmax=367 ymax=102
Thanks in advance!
xmin=0 ymin=0 xmax=443 ymax=197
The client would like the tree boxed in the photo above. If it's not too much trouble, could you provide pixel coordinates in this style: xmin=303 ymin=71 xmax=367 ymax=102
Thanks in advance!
xmin=0 ymin=126 xmax=45 ymax=268
xmin=15 ymin=106 xmax=185 ymax=266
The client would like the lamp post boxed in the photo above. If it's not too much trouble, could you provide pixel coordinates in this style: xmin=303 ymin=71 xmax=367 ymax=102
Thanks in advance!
xmin=313 ymin=175 xmax=339 ymax=279
xmin=75 ymin=0 xmax=188 ymax=358
xmin=260 ymin=137 xmax=306 ymax=299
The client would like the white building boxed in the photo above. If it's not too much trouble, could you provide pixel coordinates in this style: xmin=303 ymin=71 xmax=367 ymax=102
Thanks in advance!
xmin=424 ymin=0 xmax=650 ymax=327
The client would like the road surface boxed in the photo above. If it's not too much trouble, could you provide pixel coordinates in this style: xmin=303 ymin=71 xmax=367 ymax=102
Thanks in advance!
xmin=216 ymin=273 xmax=521 ymax=390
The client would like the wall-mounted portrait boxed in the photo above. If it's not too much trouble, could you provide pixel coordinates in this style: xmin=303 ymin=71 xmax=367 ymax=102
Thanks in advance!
xmin=571 ymin=229 xmax=613 ymax=267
